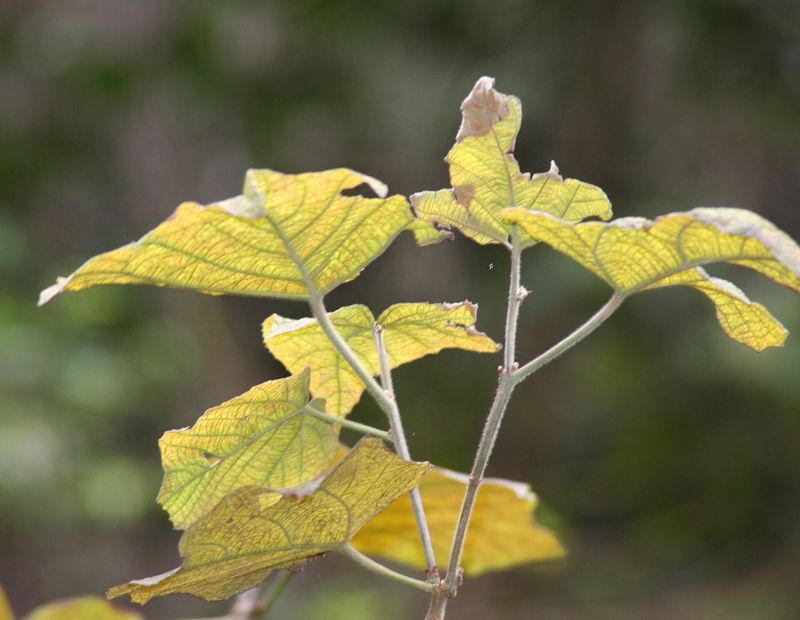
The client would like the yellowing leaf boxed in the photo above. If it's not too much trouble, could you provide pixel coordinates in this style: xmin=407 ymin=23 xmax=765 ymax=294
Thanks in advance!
xmin=410 ymin=77 xmax=611 ymax=248
xmin=109 ymin=438 xmax=430 ymax=603
xmin=503 ymin=207 xmax=800 ymax=350
xmin=0 ymin=587 xmax=13 ymax=620
xmin=39 ymin=169 xmax=412 ymax=305
xmin=158 ymin=370 xmax=339 ymax=529
xmin=406 ymin=218 xmax=454 ymax=246
xmin=23 ymin=597 xmax=142 ymax=620
xmin=352 ymin=468 xmax=563 ymax=576
xmin=263 ymin=302 xmax=499 ymax=417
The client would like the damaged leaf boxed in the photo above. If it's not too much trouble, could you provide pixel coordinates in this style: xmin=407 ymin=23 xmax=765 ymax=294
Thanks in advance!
xmin=262 ymin=302 xmax=499 ymax=417
xmin=108 ymin=438 xmax=430 ymax=603
xmin=158 ymin=370 xmax=339 ymax=529
xmin=503 ymin=207 xmax=800 ymax=350
xmin=39 ymin=169 xmax=412 ymax=305
xmin=411 ymin=77 xmax=612 ymax=248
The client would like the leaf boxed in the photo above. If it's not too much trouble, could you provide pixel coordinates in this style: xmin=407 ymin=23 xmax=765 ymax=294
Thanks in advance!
xmin=23 ymin=597 xmax=142 ymax=620
xmin=406 ymin=218 xmax=454 ymax=246
xmin=262 ymin=302 xmax=499 ymax=417
xmin=39 ymin=169 xmax=412 ymax=305
xmin=351 ymin=467 xmax=564 ymax=576
xmin=410 ymin=77 xmax=612 ymax=248
xmin=109 ymin=438 xmax=430 ymax=603
xmin=0 ymin=586 xmax=13 ymax=620
xmin=158 ymin=370 xmax=339 ymax=529
xmin=503 ymin=207 xmax=800 ymax=350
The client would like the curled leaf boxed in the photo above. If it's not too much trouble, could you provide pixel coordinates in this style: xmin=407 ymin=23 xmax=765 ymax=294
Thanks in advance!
xmin=158 ymin=370 xmax=339 ymax=529
xmin=262 ymin=302 xmax=499 ymax=417
xmin=411 ymin=77 xmax=611 ymax=248
xmin=503 ymin=207 xmax=800 ymax=350
xmin=39 ymin=169 xmax=412 ymax=305
xmin=109 ymin=438 xmax=430 ymax=603
xmin=352 ymin=468 xmax=564 ymax=576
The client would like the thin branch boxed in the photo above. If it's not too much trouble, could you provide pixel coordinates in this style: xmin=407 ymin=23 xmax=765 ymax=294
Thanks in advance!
xmin=374 ymin=325 xmax=437 ymax=575
xmin=304 ymin=404 xmax=394 ymax=443
xmin=436 ymin=227 xmax=524 ymax=608
xmin=341 ymin=544 xmax=434 ymax=592
xmin=308 ymin=292 xmax=394 ymax=413
xmin=513 ymin=291 xmax=626 ymax=384
xmin=307 ymin=292 xmax=436 ymax=576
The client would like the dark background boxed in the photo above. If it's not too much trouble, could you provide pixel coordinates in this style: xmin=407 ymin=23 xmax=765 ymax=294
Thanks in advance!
xmin=1 ymin=1 xmax=799 ymax=618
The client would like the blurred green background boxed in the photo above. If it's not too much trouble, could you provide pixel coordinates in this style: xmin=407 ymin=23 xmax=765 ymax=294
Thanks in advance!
xmin=1 ymin=1 xmax=799 ymax=618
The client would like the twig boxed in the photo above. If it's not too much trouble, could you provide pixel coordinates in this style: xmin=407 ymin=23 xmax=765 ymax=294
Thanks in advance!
xmin=434 ymin=227 xmax=524 ymax=613
xmin=307 ymin=291 xmax=436 ymax=575
xmin=426 ymin=233 xmax=626 ymax=620
xmin=374 ymin=324 xmax=437 ymax=575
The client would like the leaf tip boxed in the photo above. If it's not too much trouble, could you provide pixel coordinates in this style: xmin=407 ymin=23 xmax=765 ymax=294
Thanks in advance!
xmin=38 ymin=276 xmax=70 ymax=306
xmin=456 ymin=76 xmax=511 ymax=142
xmin=350 ymin=170 xmax=389 ymax=198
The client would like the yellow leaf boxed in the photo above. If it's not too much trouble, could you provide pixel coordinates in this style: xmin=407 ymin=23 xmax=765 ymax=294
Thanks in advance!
xmin=503 ymin=207 xmax=800 ymax=350
xmin=352 ymin=467 xmax=564 ymax=576
xmin=39 ymin=169 xmax=412 ymax=305
xmin=23 ymin=597 xmax=142 ymax=620
xmin=158 ymin=370 xmax=339 ymax=529
xmin=262 ymin=302 xmax=499 ymax=417
xmin=109 ymin=438 xmax=430 ymax=603
xmin=410 ymin=77 xmax=611 ymax=248
xmin=0 ymin=586 xmax=14 ymax=620
xmin=406 ymin=218 xmax=454 ymax=246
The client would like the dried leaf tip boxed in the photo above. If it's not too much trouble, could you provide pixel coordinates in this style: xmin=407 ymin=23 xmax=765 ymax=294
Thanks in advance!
xmin=38 ymin=276 xmax=69 ymax=306
xmin=456 ymin=76 xmax=511 ymax=142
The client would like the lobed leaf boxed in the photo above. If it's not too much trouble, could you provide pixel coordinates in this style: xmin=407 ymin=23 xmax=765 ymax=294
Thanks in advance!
xmin=352 ymin=468 xmax=564 ymax=576
xmin=108 ymin=438 xmax=430 ymax=603
xmin=23 ymin=597 xmax=142 ymax=620
xmin=410 ymin=77 xmax=612 ymax=248
xmin=262 ymin=302 xmax=499 ymax=417
xmin=158 ymin=370 xmax=339 ymax=529
xmin=39 ymin=169 xmax=412 ymax=305
xmin=503 ymin=207 xmax=800 ymax=350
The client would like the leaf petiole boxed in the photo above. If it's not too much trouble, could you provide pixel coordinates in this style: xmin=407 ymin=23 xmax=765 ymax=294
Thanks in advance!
xmin=512 ymin=291 xmax=626 ymax=384
xmin=341 ymin=544 xmax=434 ymax=592
xmin=304 ymin=405 xmax=394 ymax=443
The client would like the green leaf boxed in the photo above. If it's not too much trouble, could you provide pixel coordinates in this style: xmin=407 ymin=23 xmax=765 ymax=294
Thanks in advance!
xmin=352 ymin=467 xmax=564 ymax=576
xmin=262 ymin=302 xmax=499 ymax=417
xmin=108 ymin=438 xmax=430 ymax=603
xmin=23 ymin=597 xmax=142 ymax=620
xmin=39 ymin=169 xmax=412 ymax=305
xmin=503 ymin=207 xmax=800 ymax=350
xmin=410 ymin=77 xmax=612 ymax=248
xmin=158 ymin=370 xmax=339 ymax=529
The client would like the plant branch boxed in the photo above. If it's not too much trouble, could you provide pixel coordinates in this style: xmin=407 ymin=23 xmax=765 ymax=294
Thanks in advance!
xmin=307 ymin=291 xmax=436 ymax=575
xmin=435 ymin=228 xmax=525 ymax=612
xmin=512 ymin=291 xmax=626 ymax=384
xmin=341 ymin=544 xmax=434 ymax=592
xmin=304 ymin=404 xmax=393 ymax=443
xmin=308 ymin=292 xmax=395 ymax=412
xmin=374 ymin=325 xmax=437 ymax=575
